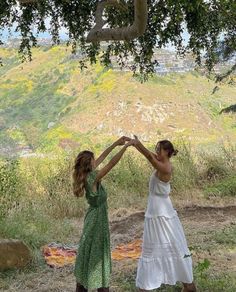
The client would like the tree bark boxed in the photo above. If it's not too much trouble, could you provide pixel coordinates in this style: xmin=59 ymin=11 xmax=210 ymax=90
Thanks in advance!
xmin=86 ymin=0 xmax=148 ymax=42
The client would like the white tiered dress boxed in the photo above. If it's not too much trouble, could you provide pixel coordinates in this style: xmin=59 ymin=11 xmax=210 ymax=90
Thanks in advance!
xmin=136 ymin=172 xmax=193 ymax=290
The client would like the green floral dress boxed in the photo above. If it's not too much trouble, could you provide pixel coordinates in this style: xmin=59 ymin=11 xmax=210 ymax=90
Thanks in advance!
xmin=74 ymin=170 xmax=111 ymax=289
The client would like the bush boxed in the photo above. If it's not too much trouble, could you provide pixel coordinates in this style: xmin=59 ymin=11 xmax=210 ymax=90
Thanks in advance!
xmin=0 ymin=159 xmax=23 ymax=218
xmin=171 ymin=141 xmax=198 ymax=194
xmin=42 ymin=156 xmax=86 ymax=218
xmin=0 ymin=204 xmax=75 ymax=250
xmin=204 ymin=175 xmax=236 ymax=197
xmin=198 ymin=143 xmax=235 ymax=182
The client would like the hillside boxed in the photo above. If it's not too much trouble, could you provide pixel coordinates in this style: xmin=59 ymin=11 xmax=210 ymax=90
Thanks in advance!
xmin=0 ymin=45 xmax=235 ymax=156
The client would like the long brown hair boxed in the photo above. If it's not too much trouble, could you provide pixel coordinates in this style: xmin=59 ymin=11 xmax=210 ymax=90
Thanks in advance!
xmin=72 ymin=150 xmax=94 ymax=197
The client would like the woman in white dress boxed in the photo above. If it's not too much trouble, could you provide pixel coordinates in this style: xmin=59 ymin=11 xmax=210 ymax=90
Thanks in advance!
xmin=132 ymin=138 xmax=197 ymax=292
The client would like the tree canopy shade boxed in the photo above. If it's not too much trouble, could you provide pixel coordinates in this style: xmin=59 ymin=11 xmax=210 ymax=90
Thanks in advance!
xmin=0 ymin=0 xmax=235 ymax=80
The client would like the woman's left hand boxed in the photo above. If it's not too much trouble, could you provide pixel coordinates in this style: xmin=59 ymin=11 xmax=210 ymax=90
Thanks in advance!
xmin=115 ymin=136 xmax=131 ymax=146
xmin=124 ymin=140 xmax=136 ymax=148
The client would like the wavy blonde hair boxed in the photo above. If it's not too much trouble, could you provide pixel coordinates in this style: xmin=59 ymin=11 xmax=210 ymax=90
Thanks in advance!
xmin=72 ymin=150 xmax=94 ymax=197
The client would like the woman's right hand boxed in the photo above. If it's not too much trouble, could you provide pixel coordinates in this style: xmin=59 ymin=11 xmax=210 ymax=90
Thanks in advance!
xmin=129 ymin=136 xmax=140 ymax=147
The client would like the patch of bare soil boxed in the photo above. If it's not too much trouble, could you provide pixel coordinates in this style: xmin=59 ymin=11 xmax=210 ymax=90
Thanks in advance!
xmin=110 ymin=205 xmax=236 ymax=245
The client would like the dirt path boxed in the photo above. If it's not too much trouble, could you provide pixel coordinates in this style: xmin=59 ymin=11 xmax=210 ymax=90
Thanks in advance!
xmin=1 ymin=205 xmax=236 ymax=292
xmin=110 ymin=205 xmax=236 ymax=246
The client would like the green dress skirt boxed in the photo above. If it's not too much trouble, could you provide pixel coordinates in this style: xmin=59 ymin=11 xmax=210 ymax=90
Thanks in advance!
xmin=74 ymin=170 xmax=111 ymax=289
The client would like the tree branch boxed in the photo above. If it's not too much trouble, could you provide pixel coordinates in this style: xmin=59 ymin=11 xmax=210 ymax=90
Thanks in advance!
xmin=18 ymin=0 xmax=37 ymax=3
xmin=215 ymin=63 xmax=236 ymax=83
xmin=86 ymin=0 xmax=148 ymax=42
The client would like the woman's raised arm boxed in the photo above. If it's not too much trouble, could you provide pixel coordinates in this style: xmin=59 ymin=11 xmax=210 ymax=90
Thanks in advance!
xmin=94 ymin=141 xmax=133 ymax=182
xmin=132 ymin=137 xmax=171 ymax=174
xmin=94 ymin=136 xmax=131 ymax=168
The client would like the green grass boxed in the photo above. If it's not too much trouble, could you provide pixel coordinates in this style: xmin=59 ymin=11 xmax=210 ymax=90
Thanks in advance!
xmin=0 ymin=54 xmax=20 ymax=76
xmin=204 ymin=176 xmax=236 ymax=197
xmin=0 ymin=207 xmax=75 ymax=250
xmin=149 ymin=74 xmax=176 ymax=85
xmin=213 ymin=226 xmax=236 ymax=246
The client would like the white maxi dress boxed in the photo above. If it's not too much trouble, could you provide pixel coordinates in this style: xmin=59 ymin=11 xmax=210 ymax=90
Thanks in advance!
xmin=136 ymin=172 xmax=193 ymax=290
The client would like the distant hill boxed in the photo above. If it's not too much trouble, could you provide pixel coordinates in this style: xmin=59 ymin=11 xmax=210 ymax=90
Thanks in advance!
xmin=0 ymin=46 xmax=235 ymax=157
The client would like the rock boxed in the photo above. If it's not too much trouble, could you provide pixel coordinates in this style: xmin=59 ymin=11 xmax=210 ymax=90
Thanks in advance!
xmin=168 ymin=124 xmax=176 ymax=129
xmin=118 ymin=101 xmax=127 ymax=110
xmin=140 ymin=134 xmax=149 ymax=142
xmin=0 ymin=239 xmax=31 ymax=270
xmin=47 ymin=122 xmax=55 ymax=129
xmin=59 ymin=138 xmax=80 ymax=151
xmin=116 ymin=128 xmax=125 ymax=136
xmin=97 ymin=123 xmax=104 ymax=131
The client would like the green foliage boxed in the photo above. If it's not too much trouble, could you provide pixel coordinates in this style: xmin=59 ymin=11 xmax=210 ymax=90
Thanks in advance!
xmin=200 ymin=96 xmax=229 ymax=118
xmin=195 ymin=259 xmax=211 ymax=278
xmin=105 ymin=152 xmax=151 ymax=209
xmin=0 ymin=49 xmax=235 ymax=155
xmin=42 ymin=155 xmax=86 ymax=218
xmin=198 ymin=143 xmax=235 ymax=181
xmin=194 ymin=259 xmax=236 ymax=292
xmin=0 ymin=159 xmax=23 ymax=218
xmin=149 ymin=74 xmax=176 ymax=85
xmin=1 ymin=78 xmax=75 ymax=131
xmin=106 ymin=153 xmax=150 ymax=194
xmin=213 ymin=225 xmax=236 ymax=246
xmin=0 ymin=54 xmax=19 ymax=76
xmin=171 ymin=141 xmax=198 ymax=193
xmin=204 ymin=175 xmax=236 ymax=197
xmin=0 ymin=206 xmax=75 ymax=250
xmin=0 ymin=132 xmax=18 ymax=155
xmin=0 ymin=1 xmax=235 ymax=80
xmin=0 ymin=48 xmax=79 ymax=145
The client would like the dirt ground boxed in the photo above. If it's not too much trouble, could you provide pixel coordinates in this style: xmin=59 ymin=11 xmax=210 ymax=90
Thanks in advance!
xmin=1 ymin=205 xmax=236 ymax=292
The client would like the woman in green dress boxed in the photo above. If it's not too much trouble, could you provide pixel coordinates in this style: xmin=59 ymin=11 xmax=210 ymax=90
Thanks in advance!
xmin=73 ymin=136 xmax=132 ymax=292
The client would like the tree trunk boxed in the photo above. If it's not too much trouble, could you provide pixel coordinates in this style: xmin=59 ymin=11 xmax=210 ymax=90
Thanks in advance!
xmin=86 ymin=0 xmax=148 ymax=42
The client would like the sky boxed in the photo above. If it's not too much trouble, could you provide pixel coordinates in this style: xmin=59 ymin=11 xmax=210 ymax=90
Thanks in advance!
xmin=1 ymin=20 xmax=190 ymax=52
xmin=1 ymin=29 xmax=190 ymax=53
xmin=1 ymin=20 xmax=69 ymax=41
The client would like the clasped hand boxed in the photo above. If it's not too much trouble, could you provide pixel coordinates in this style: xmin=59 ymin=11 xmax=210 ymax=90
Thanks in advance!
xmin=116 ymin=135 xmax=139 ymax=147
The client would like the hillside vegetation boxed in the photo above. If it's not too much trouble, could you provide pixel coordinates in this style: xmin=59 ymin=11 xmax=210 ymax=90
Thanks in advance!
xmin=0 ymin=46 xmax=235 ymax=156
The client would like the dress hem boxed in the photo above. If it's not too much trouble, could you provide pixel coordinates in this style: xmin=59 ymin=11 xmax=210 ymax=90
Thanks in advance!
xmin=75 ymin=279 xmax=110 ymax=290
xmin=136 ymin=278 xmax=194 ymax=290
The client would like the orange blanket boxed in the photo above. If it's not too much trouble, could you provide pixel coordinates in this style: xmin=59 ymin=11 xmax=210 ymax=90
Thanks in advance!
xmin=42 ymin=240 xmax=142 ymax=268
